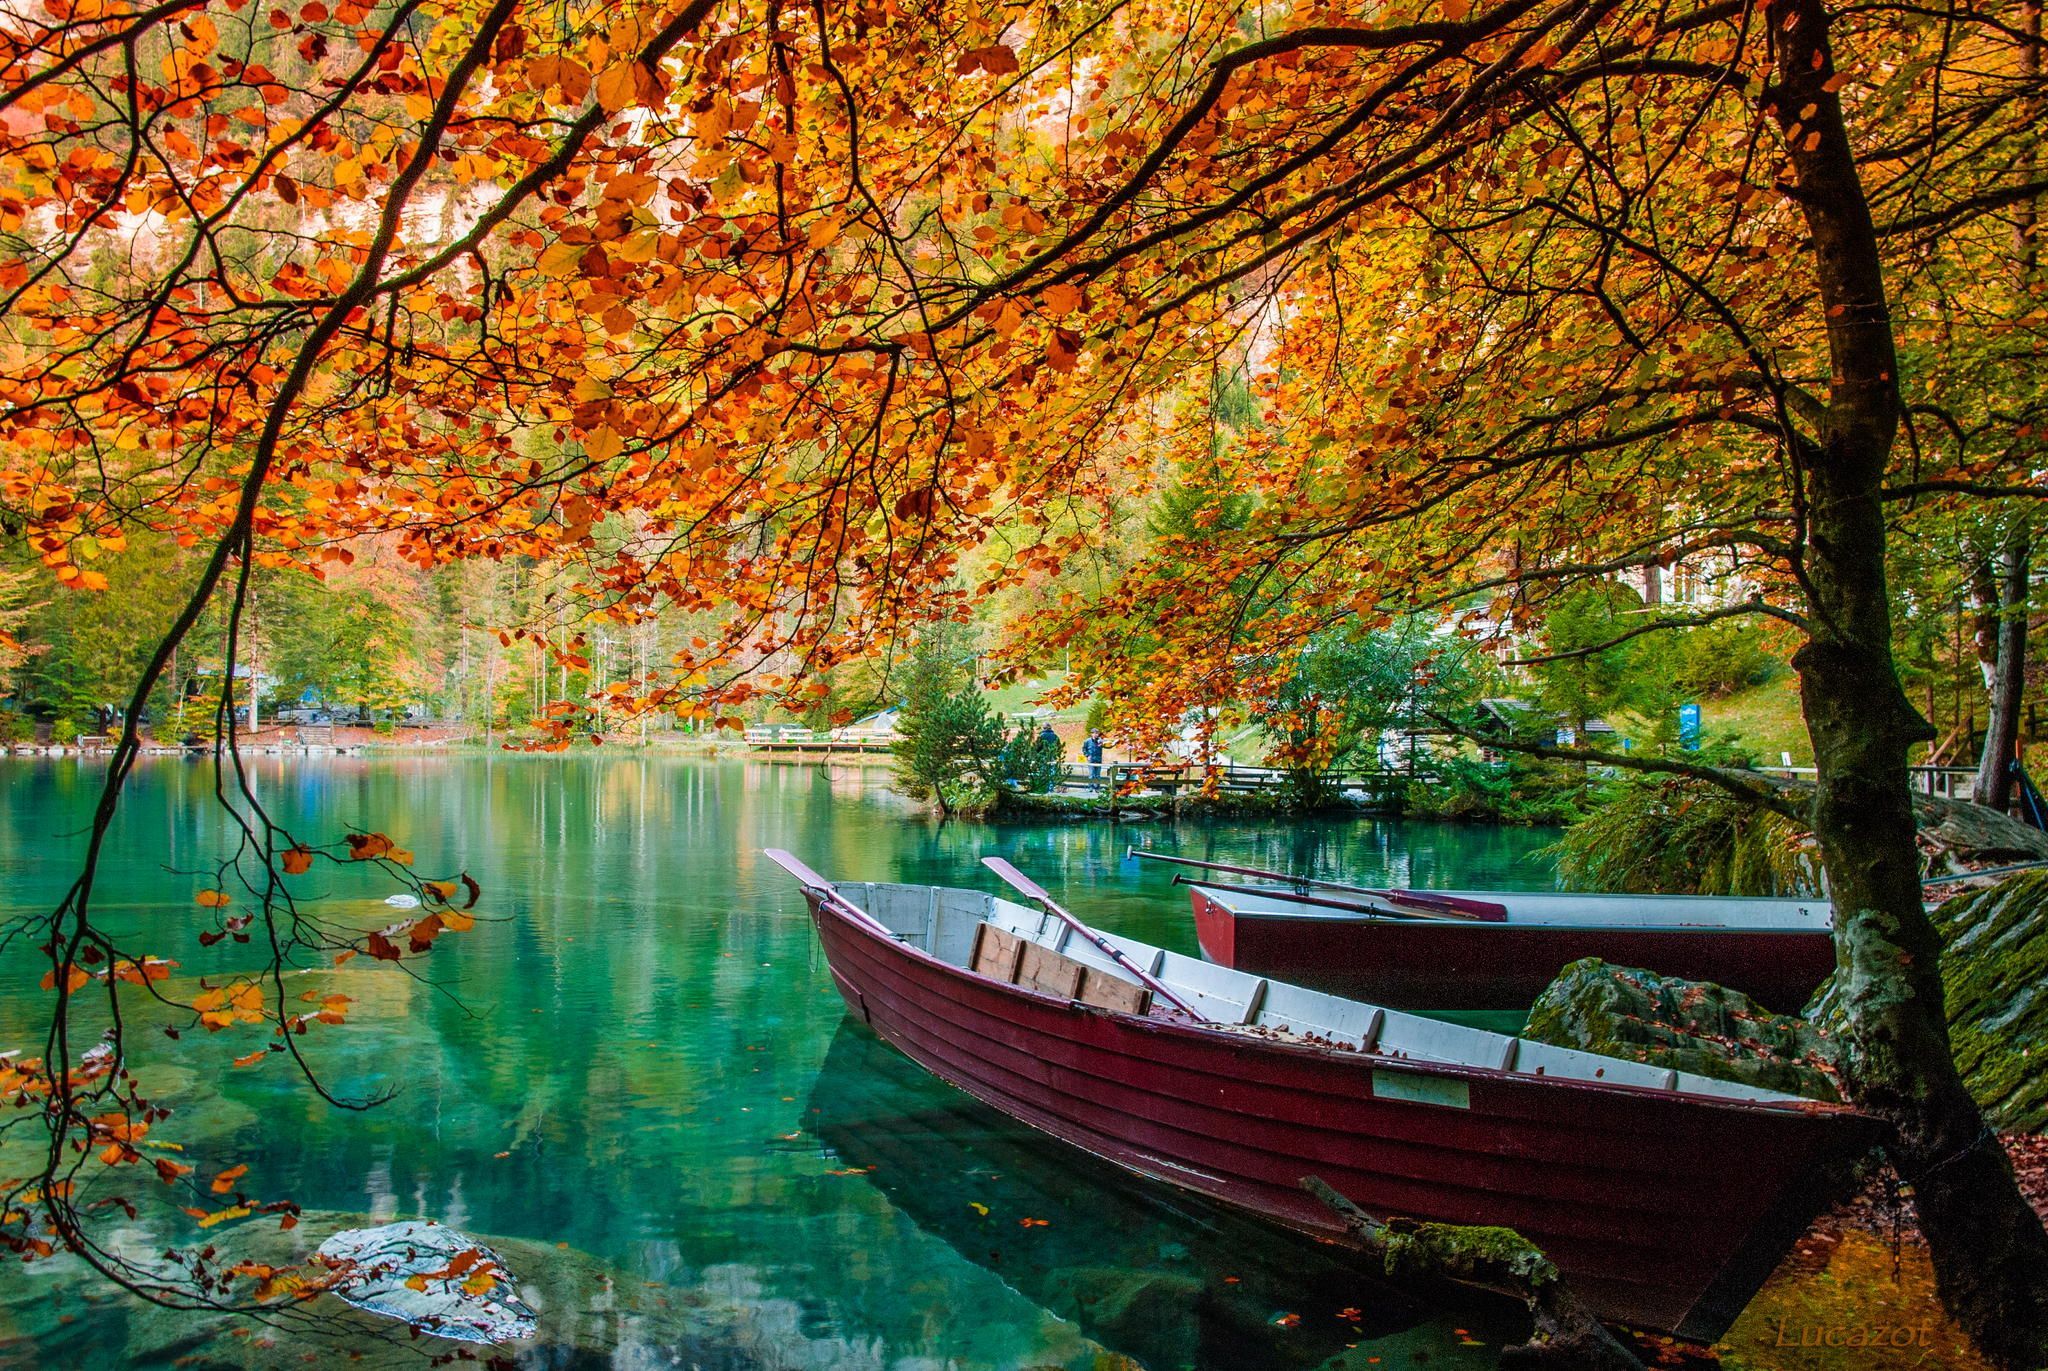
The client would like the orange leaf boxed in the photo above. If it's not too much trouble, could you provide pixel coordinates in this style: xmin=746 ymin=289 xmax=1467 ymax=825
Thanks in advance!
xmin=196 ymin=889 xmax=231 ymax=908
xmin=210 ymin=1163 xmax=249 ymax=1194
xmin=345 ymin=833 xmax=392 ymax=861
xmin=281 ymin=846 xmax=313 ymax=875
xmin=40 ymin=965 xmax=89 ymax=994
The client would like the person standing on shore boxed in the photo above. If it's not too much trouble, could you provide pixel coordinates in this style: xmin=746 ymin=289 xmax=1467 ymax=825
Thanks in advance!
xmin=1082 ymin=730 xmax=1105 ymax=787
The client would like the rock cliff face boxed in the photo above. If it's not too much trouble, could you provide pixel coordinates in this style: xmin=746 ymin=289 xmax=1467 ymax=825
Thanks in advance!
xmin=1523 ymin=959 xmax=1843 ymax=1101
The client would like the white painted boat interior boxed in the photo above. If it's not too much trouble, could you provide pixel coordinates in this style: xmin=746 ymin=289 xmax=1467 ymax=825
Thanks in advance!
xmin=835 ymin=881 xmax=1808 ymax=1104
xmin=1195 ymin=883 xmax=1833 ymax=931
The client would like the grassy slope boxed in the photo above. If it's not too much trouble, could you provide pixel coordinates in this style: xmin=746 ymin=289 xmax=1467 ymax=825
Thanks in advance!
xmin=1700 ymin=673 xmax=1811 ymax=767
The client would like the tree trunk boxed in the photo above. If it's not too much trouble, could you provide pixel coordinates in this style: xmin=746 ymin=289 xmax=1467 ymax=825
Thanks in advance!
xmin=1773 ymin=4 xmax=2048 ymax=1365
xmin=1971 ymin=526 xmax=2031 ymax=811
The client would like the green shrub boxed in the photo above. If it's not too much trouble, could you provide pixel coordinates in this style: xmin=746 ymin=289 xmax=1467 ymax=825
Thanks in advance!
xmin=0 ymin=709 xmax=26 ymax=745
xmin=997 ymin=724 xmax=1064 ymax=794
xmin=1546 ymin=773 xmax=1819 ymax=895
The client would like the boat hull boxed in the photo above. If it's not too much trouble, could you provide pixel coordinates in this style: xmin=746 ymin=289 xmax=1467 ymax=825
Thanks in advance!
xmin=805 ymin=893 xmax=1872 ymax=1341
xmin=1191 ymin=889 xmax=1837 ymax=1011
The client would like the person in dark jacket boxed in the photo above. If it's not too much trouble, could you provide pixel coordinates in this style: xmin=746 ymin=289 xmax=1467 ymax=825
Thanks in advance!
xmin=1082 ymin=730 xmax=1105 ymax=783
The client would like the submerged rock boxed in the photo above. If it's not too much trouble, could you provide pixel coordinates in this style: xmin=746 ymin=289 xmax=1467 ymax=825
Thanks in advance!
xmin=1523 ymin=959 xmax=1842 ymax=1100
xmin=316 ymin=1220 xmax=536 ymax=1344
xmin=1044 ymin=1266 xmax=1207 ymax=1363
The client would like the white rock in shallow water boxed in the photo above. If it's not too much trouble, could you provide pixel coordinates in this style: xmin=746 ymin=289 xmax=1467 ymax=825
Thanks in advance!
xmin=383 ymin=893 xmax=422 ymax=909
xmin=316 ymin=1220 xmax=536 ymax=1345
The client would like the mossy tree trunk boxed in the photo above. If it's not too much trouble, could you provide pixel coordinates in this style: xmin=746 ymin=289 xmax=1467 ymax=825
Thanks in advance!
xmin=1776 ymin=4 xmax=2048 ymax=1364
xmin=1301 ymin=1178 xmax=1642 ymax=1371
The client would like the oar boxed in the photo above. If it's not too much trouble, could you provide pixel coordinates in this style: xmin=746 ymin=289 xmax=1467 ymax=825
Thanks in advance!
xmin=980 ymin=856 xmax=1207 ymax=1021
xmin=762 ymin=848 xmax=896 ymax=937
xmin=1170 ymin=873 xmax=1437 ymax=922
xmin=1125 ymin=847 xmax=1509 ymax=922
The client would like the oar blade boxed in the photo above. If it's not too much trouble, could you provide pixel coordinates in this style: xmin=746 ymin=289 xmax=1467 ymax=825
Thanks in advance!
xmin=763 ymin=848 xmax=833 ymax=892
xmin=981 ymin=855 xmax=1053 ymax=905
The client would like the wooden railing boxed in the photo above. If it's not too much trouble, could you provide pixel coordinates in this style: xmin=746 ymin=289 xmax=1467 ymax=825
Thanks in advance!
xmin=1050 ymin=762 xmax=1412 ymax=798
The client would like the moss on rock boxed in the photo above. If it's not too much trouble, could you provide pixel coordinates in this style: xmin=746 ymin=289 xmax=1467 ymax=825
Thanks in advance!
xmin=1524 ymin=959 xmax=1843 ymax=1100
xmin=1810 ymin=871 xmax=2048 ymax=1132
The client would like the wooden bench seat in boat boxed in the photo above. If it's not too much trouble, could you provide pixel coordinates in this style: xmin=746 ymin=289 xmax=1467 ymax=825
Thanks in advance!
xmin=970 ymin=921 xmax=1152 ymax=1015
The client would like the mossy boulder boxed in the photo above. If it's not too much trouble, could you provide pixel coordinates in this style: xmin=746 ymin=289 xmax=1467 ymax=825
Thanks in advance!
xmin=1934 ymin=873 xmax=2048 ymax=1130
xmin=1812 ymin=870 xmax=2048 ymax=1132
xmin=1524 ymin=959 xmax=1842 ymax=1101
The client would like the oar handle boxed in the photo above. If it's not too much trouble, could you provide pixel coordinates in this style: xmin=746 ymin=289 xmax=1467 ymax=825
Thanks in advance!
xmin=982 ymin=857 xmax=1205 ymax=1021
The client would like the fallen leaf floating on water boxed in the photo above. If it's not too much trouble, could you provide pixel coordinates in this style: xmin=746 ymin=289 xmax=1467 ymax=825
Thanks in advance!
xmin=190 ymin=1204 xmax=251 ymax=1229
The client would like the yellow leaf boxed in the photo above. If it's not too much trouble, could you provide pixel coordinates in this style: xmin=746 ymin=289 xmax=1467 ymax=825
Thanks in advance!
xmin=197 ymin=1205 xmax=251 ymax=1228
xmin=615 ymin=227 xmax=661 ymax=264
xmin=536 ymin=241 xmax=588 ymax=277
xmin=584 ymin=426 xmax=625 ymax=464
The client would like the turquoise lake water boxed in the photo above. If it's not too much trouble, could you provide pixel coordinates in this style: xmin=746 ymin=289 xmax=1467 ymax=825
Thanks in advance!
xmin=0 ymin=755 xmax=1560 ymax=1369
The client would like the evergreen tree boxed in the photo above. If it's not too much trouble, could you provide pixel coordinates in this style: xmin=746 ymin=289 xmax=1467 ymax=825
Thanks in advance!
xmin=891 ymin=626 xmax=1004 ymax=816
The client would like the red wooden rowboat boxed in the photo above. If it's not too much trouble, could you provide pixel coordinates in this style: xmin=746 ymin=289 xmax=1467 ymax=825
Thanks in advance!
xmin=1190 ymin=882 xmax=1839 ymax=1012
xmin=770 ymin=852 xmax=1875 ymax=1341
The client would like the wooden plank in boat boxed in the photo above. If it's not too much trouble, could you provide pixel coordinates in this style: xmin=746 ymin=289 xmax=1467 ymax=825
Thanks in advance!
xmin=1077 ymin=968 xmax=1151 ymax=1016
xmin=1018 ymin=940 xmax=1083 ymax=999
xmin=971 ymin=922 xmax=1151 ymax=1014
xmin=971 ymin=922 xmax=1027 ymax=982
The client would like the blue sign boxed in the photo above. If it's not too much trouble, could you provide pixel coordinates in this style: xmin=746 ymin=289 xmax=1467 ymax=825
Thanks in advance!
xmin=1678 ymin=703 xmax=1701 ymax=750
